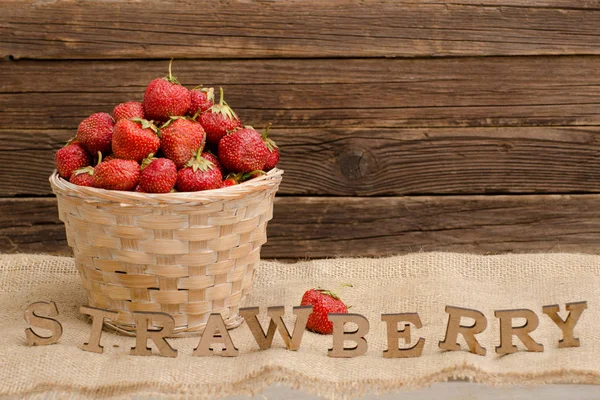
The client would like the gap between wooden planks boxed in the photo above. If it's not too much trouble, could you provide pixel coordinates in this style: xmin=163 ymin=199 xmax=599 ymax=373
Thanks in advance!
xmin=3 ymin=195 xmax=600 ymax=258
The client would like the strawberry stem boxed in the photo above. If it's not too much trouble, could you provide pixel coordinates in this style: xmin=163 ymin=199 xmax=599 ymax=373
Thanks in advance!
xmin=74 ymin=166 xmax=94 ymax=176
xmin=262 ymin=123 xmax=272 ymax=140
xmin=164 ymin=58 xmax=180 ymax=85
xmin=218 ymin=87 xmax=224 ymax=106
xmin=262 ymin=123 xmax=278 ymax=152
xmin=97 ymin=151 xmax=103 ymax=165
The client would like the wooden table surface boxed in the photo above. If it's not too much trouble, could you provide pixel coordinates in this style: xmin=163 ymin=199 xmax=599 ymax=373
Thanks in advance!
xmin=1 ymin=0 xmax=600 ymax=258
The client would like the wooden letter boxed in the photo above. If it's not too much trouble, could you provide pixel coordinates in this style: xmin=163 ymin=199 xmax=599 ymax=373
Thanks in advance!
xmin=80 ymin=306 xmax=118 ymax=354
xmin=381 ymin=313 xmax=425 ymax=358
xmin=24 ymin=301 xmax=63 ymax=346
xmin=130 ymin=312 xmax=178 ymax=358
xmin=328 ymin=313 xmax=369 ymax=358
xmin=193 ymin=313 xmax=239 ymax=357
xmin=495 ymin=309 xmax=544 ymax=355
xmin=439 ymin=306 xmax=487 ymax=356
xmin=240 ymin=305 xmax=312 ymax=351
xmin=542 ymin=301 xmax=588 ymax=348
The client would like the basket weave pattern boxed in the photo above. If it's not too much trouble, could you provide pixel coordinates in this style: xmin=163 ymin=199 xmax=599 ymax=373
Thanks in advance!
xmin=50 ymin=169 xmax=283 ymax=336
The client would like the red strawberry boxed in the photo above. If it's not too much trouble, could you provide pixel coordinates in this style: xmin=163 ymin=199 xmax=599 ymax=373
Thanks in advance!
xmin=54 ymin=142 xmax=92 ymax=179
xmin=300 ymin=287 xmax=350 ymax=334
xmin=76 ymin=113 xmax=115 ymax=155
xmin=198 ymin=87 xmax=241 ymax=144
xmin=159 ymin=117 xmax=206 ymax=169
xmin=264 ymin=150 xmax=280 ymax=171
xmin=139 ymin=156 xmax=177 ymax=193
xmin=218 ymin=126 xmax=269 ymax=173
xmin=222 ymin=171 xmax=264 ymax=186
xmin=134 ymin=184 xmax=145 ymax=193
xmin=93 ymin=159 xmax=140 ymax=191
xmin=143 ymin=59 xmax=191 ymax=121
xmin=221 ymin=178 xmax=237 ymax=187
xmin=189 ymin=87 xmax=215 ymax=117
xmin=176 ymin=150 xmax=223 ymax=192
xmin=202 ymin=151 xmax=226 ymax=175
xmin=261 ymin=124 xmax=280 ymax=171
xmin=113 ymin=102 xmax=145 ymax=121
xmin=69 ymin=166 xmax=95 ymax=187
xmin=112 ymin=119 xmax=160 ymax=162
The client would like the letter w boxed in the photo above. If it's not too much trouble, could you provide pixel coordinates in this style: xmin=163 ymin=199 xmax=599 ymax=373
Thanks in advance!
xmin=240 ymin=306 xmax=312 ymax=351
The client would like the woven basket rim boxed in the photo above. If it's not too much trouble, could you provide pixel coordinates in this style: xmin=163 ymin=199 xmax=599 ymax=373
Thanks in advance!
xmin=50 ymin=168 xmax=283 ymax=205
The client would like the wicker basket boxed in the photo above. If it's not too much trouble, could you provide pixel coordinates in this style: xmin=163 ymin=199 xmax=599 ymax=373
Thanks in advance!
xmin=49 ymin=168 xmax=283 ymax=336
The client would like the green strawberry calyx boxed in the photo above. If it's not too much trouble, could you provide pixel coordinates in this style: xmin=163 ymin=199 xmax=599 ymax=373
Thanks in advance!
xmin=225 ymin=170 xmax=266 ymax=184
xmin=192 ymin=85 xmax=215 ymax=101
xmin=73 ymin=166 xmax=94 ymax=176
xmin=141 ymin=153 xmax=156 ymax=170
xmin=164 ymin=58 xmax=181 ymax=85
xmin=206 ymin=87 xmax=238 ymax=121
xmin=131 ymin=118 xmax=159 ymax=135
xmin=160 ymin=116 xmax=194 ymax=129
xmin=185 ymin=149 xmax=214 ymax=173
xmin=261 ymin=123 xmax=278 ymax=152
xmin=314 ymin=284 xmax=353 ymax=301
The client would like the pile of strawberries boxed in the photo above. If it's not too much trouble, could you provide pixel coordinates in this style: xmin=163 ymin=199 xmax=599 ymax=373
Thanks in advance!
xmin=54 ymin=60 xmax=279 ymax=193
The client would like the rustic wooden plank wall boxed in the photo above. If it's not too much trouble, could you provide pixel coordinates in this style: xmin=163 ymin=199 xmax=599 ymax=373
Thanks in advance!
xmin=1 ymin=0 xmax=600 ymax=257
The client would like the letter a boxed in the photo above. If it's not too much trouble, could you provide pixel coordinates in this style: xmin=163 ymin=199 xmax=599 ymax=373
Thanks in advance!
xmin=193 ymin=313 xmax=239 ymax=357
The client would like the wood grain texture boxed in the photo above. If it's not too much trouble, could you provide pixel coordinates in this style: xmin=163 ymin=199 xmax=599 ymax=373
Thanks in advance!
xmin=2 ymin=1 xmax=600 ymax=59
xmin=2 ymin=57 xmax=600 ymax=131
xmin=3 ymin=126 xmax=600 ymax=197
xmin=4 ymin=195 xmax=600 ymax=257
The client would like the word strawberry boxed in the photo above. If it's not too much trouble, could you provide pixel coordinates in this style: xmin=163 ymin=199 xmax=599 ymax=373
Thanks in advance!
xmin=160 ymin=117 xmax=206 ymax=169
xmin=139 ymin=156 xmax=177 ymax=193
xmin=94 ymin=159 xmax=140 ymax=191
xmin=54 ymin=142 xmax=91 ymax=179
xmin=112 ymin=119 xmax=160 ymax=162
xmin=76 ymin=113 xmax=115 ymax=155
xmin=176 ymin=150 xmax=223 ymax=192
xmin=300 ymin=287 xmax=350 ymax=334
xmin=189 ymin=87 xmax=214 ymax=117
xmin=143 ymin=59 xmax=191 ymax=121
xmin=113 ymin=102 xmax=145 ymax=121
xmin=199 ymin=87 xmax=241 ymax=144
xmin=218 ymin=126 xmax=269 ymax=173
xmin=262 ymin=124 xmax=280 ymax=171
xmin=69 ymin=166 xmax=94 ymax=187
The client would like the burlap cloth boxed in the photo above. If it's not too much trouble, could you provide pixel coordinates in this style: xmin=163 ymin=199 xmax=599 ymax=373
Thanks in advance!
xmin=1 ymin=253 xmax=599 ymax=399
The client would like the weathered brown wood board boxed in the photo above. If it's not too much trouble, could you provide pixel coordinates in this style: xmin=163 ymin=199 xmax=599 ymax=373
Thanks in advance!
xmin=1 ymin=0 xmax=600 ymax=257
xmin=5 ymin=195 xmax=600 ymax=257
xmin=2 ymin=1 xmax=600 ymax=59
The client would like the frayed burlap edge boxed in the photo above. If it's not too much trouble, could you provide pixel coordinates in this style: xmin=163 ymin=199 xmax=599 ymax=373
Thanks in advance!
xmin=6 ymin=365 xmax=600 ymax=400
